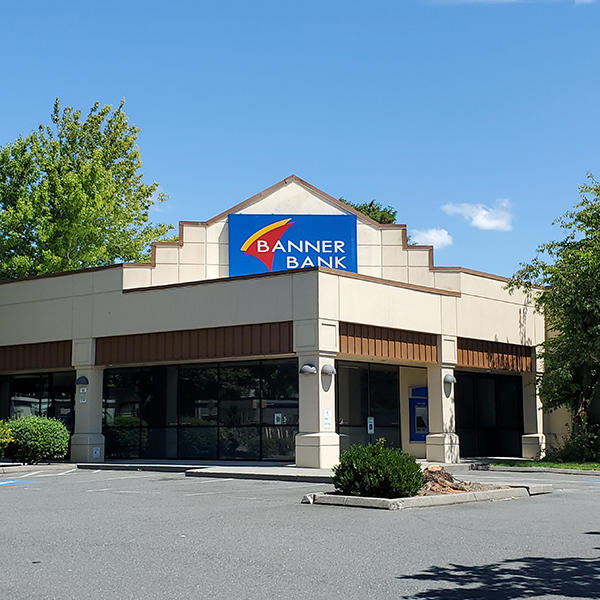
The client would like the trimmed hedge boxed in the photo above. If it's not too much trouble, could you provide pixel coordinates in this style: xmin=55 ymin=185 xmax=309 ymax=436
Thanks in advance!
xmin=332 ymin=438 xmax=424 ymax=499
xmin=5 ymin=416 xmax=70 ymax=464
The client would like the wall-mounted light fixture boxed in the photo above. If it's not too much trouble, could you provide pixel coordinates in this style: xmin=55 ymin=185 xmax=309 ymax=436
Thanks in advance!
xmin=321 ymin=364 xmax=336 ymax=376
xmin=299 ymin=363 xmax=318 ymax=375
xmin=76 ymin=375 xmax=89 ymax=386
xmin=443 ymin=374 xmax=457 ymax=385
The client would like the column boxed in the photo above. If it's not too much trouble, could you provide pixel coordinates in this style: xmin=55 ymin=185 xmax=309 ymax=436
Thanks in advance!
xmin=425 ymin=335 xmax=460 ymax=463
xmin=294 ymin=319 xmax=340 ymax=469
xmin=70 ymin=338 xmax=105 ymax=462
xmin=521 ymin=366 xmax=546 ymax=459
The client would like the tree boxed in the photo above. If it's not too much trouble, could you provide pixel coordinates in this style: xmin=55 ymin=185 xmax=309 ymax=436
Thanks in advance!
xmin=0 ymin=99 xmax=172 ymax=280
xmin=340 ymin=197 xmax=397 ymax=224
xmin=508 ymin=175 xmax=600 ymax=445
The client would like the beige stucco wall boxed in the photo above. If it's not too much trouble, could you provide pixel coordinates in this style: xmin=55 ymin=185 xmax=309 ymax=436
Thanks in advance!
xmin=122 ymin=179 xmax=438 ymax=290
xmin=0 ymin=268 xmax=319 ymax=347
xmin=119 ymin=176 xmax=543 ymax=349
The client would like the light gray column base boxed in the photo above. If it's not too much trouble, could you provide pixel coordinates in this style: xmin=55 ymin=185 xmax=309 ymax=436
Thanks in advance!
xmin=522 ymin=433 xmax=546 ymax=459
xmin=295 ymin=432 xmax=340 ymax=469
xmin=70 ymin=433 xmax=105 ymax=462
xmin=426 ymin=432 xmax=460 ymax=463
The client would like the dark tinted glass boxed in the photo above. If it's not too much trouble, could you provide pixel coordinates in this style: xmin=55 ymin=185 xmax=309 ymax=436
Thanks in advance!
xmin=178 ymin=366 xmax=218 ymax=425
xmin=455 ymin=374 xmax=475 ymax=428
xmin=262 ymin=361 xmax=298 ymax=399
xmin=219 ymin=427 xmax=260 ymax=459
xmin=219 ymin=364 xmax=261 ymax=402
xmin=337 ymin=363 xmax=368 ymax=426
xmin=10 ymin=374 xmax=40 ymax=418
xmin=476 ymin=378 xmax=496 ymax=428
xmin=497 ymin=377 xmax=523 ymax=428
xmin=370 ymin=365 xmax=399 ymax=426
xmin=103 ymin=368 xmax=167 ymax=427
xmin=261 ymin=426 xmax=296 ymax=459
xmin=104 ymin=427 xmax=140 ymax=458
xmin=178 ymin=427 xmax=218 ymax=459
xmin=142 ymin=428 xmax=177 ymax=459
xmin=219 ymin=400 xmax=259 ymax=426
xmin=262 ymin=400 xmax=299 ymax=426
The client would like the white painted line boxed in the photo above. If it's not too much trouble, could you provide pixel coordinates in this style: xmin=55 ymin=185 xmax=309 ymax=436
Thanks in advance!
xmin=19 ymin=471 xmax=41 ymax=478
xmin=56 ymin=469 xmax=77 ymax=476
xmin=86 ymin=488 xmax=110 ymax=492
xmin=113 ymin=490 xmax=160 ymax=494
xmin=76 ymin=474 xmax=157 ymax=484
xmin=92 ymin=469 xmax=102 ymax=473
xmin=103 ymin=474 xmax=157 ymax=481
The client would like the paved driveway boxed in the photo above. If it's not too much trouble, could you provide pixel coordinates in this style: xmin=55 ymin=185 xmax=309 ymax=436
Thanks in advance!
xmin=1 ymin=467 xmax=599 ymax=599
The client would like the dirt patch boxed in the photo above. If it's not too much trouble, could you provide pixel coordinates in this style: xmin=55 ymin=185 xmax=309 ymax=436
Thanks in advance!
xmin=419 ymin=465 xmax=507 ymax=496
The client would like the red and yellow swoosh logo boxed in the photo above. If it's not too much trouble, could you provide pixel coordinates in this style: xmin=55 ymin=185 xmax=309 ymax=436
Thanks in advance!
xmin=240 ymin=218 xmax=295 ymax=271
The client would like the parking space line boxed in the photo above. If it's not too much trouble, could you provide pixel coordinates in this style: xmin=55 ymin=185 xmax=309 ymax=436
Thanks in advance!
xmin=57 ymin=468 xmax=78 ymax=476
xmin=75 ymin=474 xmax=158 ymax=484
xmin=19 ymin=471 xmax=41 ymax=478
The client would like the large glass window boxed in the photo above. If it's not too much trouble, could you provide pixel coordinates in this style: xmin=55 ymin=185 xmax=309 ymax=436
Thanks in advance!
xmin=336 ymin=361 xmax=400 ymax=452
xmin=7 ymin=372 xmax=75 ymax=431
xmin=103 ymin=359 xmax=298 ymax=461
xmin=455 ymin=372 xmax=524 ymax=457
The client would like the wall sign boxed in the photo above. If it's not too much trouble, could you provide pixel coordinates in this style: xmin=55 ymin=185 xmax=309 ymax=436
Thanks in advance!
xmin=409 ymin=386 xmax=429 ymax=442
xmin=367 ymin=416 xmax=375 ymax=435
xmin=228 ymin=214 xmax=357 ymax=276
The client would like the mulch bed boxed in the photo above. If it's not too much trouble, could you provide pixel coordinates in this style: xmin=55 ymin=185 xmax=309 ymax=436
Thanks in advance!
xmin=419 ymin=465 xmax=507 ymax=495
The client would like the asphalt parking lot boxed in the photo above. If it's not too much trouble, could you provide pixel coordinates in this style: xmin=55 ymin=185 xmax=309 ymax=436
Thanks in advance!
xmin=1 ymin=466 xmax=599 ymax=600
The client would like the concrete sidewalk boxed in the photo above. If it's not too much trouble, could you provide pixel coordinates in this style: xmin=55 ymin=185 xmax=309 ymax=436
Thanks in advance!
xmin=76 ymin=458 xmax=476 ymax=482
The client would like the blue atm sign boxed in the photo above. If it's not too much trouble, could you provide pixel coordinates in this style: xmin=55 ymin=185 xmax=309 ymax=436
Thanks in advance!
xmin=228 ymin=214 xmax=357 ymax=277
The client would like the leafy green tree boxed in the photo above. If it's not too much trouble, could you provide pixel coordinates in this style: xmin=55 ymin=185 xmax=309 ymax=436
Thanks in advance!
xmin=340 ymin=197 xmax=397 ymax=224
xmin=508 ymin=175 xmax=600 ymax=438
xmin=0 ymin=99 xmax=172 ymax=279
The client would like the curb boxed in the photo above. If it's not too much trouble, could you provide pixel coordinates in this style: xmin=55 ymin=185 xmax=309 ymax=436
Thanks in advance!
xmin=0 ymin=463 xmax=75 ymax=475
xmin=78 ymin=464 xmax=194 ymax=473
xmin=185 ymin=468 xmax=332 ymax=483
xmin=471 ymin=465 xmax=600 ymax=477
xmin=301 ymin=484 xmax=552 ymax=510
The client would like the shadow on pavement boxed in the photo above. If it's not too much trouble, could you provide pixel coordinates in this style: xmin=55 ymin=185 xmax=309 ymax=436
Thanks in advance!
xmin=397 ymin=556 xmax=600 ymax=599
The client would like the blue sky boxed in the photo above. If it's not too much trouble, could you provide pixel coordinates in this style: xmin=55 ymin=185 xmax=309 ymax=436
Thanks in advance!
xmin=1 ymin=0 xmax=599 ymax=277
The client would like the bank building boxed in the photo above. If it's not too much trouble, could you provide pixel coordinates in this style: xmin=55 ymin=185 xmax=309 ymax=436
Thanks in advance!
xmin=0 ymin=175 xmax=566 ymax=468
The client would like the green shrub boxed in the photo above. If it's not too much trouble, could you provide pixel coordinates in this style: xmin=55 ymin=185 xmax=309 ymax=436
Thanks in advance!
xmin=0 ymin=420 xmax=14 ymax=458
xmin=332 ymin=438 xmax=424 ymax=498
xmin=5 ymin=416 xmax=70 ymax=464
xmin=544 ymin=422 xmax=600 ymax=463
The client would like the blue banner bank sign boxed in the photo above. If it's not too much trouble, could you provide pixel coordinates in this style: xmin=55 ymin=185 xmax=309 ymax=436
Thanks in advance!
xmin=228 ymin=214 xmax=358 ymax=277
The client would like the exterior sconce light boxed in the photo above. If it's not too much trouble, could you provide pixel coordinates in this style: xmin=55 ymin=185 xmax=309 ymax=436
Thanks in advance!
xmin=76 ymin=376 xmax=89 ymax=385
xmin=321 ymin=364 xmax=336 ymax=376
xmin=299 ymin=364 xmax=318 ymax=375
xmin=444 ymin=374 xmax=456 ymax=385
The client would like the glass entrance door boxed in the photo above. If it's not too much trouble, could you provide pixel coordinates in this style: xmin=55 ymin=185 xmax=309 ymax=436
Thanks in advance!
xmin=336 ymin=361 xmax=400 ymax=452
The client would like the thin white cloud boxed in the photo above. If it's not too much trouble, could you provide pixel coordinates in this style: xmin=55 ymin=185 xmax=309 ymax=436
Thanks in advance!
xmin=442 ymin=198 xmax=512 ymax=231
xmin=411 ymin=228 xmax=453 ymax=249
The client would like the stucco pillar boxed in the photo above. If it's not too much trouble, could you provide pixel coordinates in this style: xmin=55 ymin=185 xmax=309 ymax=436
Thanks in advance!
xmin=425 ymin=335 xmax=459 ymax=463
xmin=70 ymin=339 xmax=105 ymax=462
xmin=521 ymin=367 xmax=546 ymax=459
xmin=294 ymin=318 xmax=340 ymax=469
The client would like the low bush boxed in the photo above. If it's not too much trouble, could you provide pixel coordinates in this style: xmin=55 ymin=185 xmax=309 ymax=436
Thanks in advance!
xmin=544 ymin=422 xmax=600 ymax=463
xmin=5 ymin=416 xmax=70 ymax=464
xmin=332 ymin=438 xmax=424 ymax=499
xmin=0 ymin=420 xmax=14 ymax=458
